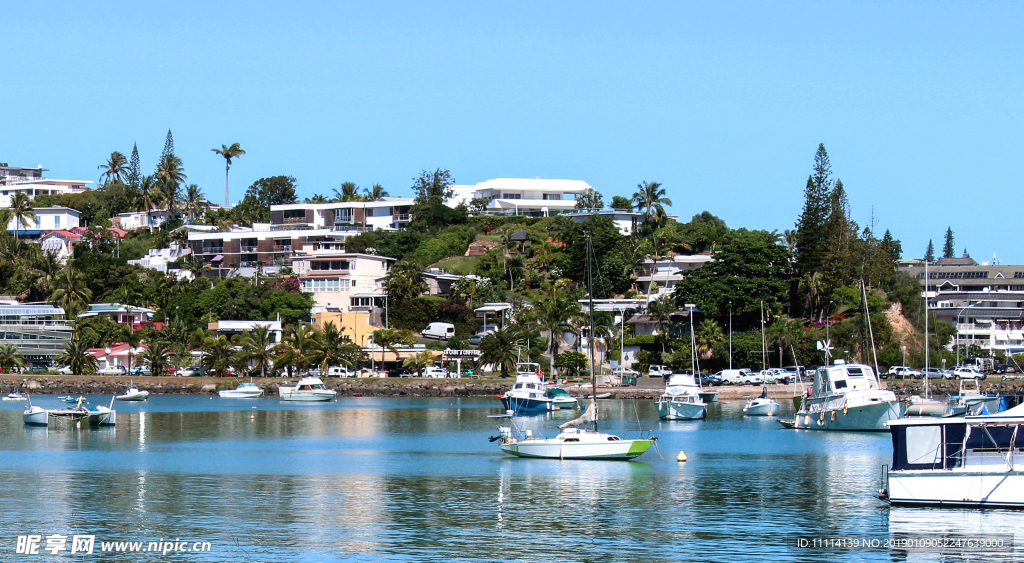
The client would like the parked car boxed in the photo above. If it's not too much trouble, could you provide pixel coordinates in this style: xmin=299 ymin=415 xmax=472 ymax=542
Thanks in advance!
xmin=57 ymin=365 xmax=73 ymax=375
xmin=130 ymin=365 xmax=151 ymax=376
xmin=759 ymin=368 xmax=791 ymax=384
xmin=327 ymin=366 xmax=356 ymax=378
xmin=422 ymin=322 xmax=456 ymax=340
xmin=422 ymin=366 xmax=449 ymax=378
xmin=179 ymin=367 xmax=205 ymax=377
xmin=718 ymin=368 xmax=757 ymax=385
xmin=166 ymin=367 xmax=182 ymax=375
xmin=98 ymin=365 xmax=127 ymax=376
xmin=208 ymin=368 xmax=235 ymax=377
xmin=921 ymin=367 xmax=950 ymax=380
xmin=952 ymin=366 xmax=987 ymax=380
xmin=783 ymin=365 xmax=807 ymax=379
xmin=647 ymin=365 xmax=672 ymax=378
xmin=388 ymin=367 xmax=412 ymax=378
xmin=888 ymin=366 xmax=922 ymax=379
xmin=468 ymin=329 xmax=496 ymax=346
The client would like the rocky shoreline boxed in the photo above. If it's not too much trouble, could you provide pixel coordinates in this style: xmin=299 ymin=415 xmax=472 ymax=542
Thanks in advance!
xmin=5 ymin=375 xmax=1023 ymax=401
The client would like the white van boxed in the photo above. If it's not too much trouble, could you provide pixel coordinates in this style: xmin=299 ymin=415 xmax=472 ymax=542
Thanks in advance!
xmin=327 ymin=366 xmax=355 ymax=378
xmin=422 ymin=322 xmax=455 ymax=340
xmin=718 ymin=368 xmax=756 ymax=385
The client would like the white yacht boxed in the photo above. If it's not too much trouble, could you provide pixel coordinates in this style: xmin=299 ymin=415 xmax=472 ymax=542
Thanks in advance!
xmin=115 ymin=382 xmax=149 ymax=401
xmin=500 ymin=364 xmax=555 ymax=413
xmin=743 ymin=387 xmax=780 ymax=416
xmin=280 ymin=376 xmax=337 ymax=402
xmin=655 ymin=374 xmax=707 ymax=420
xmin=781 ymin=360 xmax=905 ymax=431
xmin=881 ymin=403 xmax=1024 ymax=508
xmin=219 ymin=381 xmax=264 ymax=398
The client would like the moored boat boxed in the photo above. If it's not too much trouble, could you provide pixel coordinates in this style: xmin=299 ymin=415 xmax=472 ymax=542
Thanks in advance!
xmin=220 ymin=381 xmax=264 ymax=398
xmin=781 ymin=360 xmax=905 ymax=431
xmin=4 ymin=389 xmax=27 ymax=401
xmin=743 ymin=387 xmax=780 ymax=416
xmin=880 ymin=403 xmax=1024 ymax=508
xmin=280 ymin=376 xmax=336 ymax=402
xmin=656 ymin=374 xmax=707 ymax=420
xmin=500 ymin=364 xmax=555 ymax=413
xmin=545 ymin=387 xmax=578 ymax=409
xmin=115 ymin=382 xmax=149 ymax=401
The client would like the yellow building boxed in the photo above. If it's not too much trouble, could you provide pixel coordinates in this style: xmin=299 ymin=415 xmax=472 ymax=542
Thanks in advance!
xmin=312 ymin=310 xmax=378 ymax=347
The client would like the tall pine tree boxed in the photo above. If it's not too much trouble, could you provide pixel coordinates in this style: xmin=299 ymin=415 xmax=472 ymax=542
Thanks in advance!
xmin=127 ymin=143 xmax=141 ymax=191
xmin=795 ymin=143 xmax=833 ymax=275
xmin=924 ymin=239 xmax=935 ymax=263
xmin=942 ymin=227 xmax=955 ymax=259
xmin=161 ymin=129 xmax=175 ymax=161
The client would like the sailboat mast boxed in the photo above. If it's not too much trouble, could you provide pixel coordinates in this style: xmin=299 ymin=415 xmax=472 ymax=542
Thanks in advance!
xmin=587 ymin=235 xmax=598 ymax=432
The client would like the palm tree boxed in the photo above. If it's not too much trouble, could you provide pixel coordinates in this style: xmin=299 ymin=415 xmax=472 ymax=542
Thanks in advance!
xmin=631 ymin=181 xmax=673 ymax=224
xmin=371 ymin=328 xmax=415 ymax=370
xmin=239 ymin=325 xmax=276 ymax=377
xmin=137 ymin=175 xmax=159 ymax=232
xmin=317 ymin=321 xmax=346 ymax=373
xmin=9 ymin=192 xmax=36 ymax=240
xmin=55 ymin=340 xmax=98 ymax=375
xmin=283 ymin=324 xmax=322 ymax=375
xmin=211 ymin=143 xmax=245 ymax=207
xmin=201 ymin=335 xmax=235 ymax=375
xmin=49 ymin=267 xmax=93 ymax=318
xmin=114 ymin=324 xmax=145 ymax=375
xmin=363 ymin=183 xmax=389 ymax=201
xmin=98 ymin=151 xmax=128 ymax=186
xmin=334 ymin=182 xmax=362 ymax=202
xmin=155 ymin=154 xmax=187 ymax=214
xmin=532 ymin=290 xmax=581 ymax=369
xmin=403 ymin=350 xmax=437 ymax=377
xmin=695 ymin=319 xmax=725 ymax=361
xmin=478 ymin=327 xmax=525 ymax=377
xmin=646 ymin=298 xmax=675 ymax=355
xmin=183 ymin=184 xmax=208 ymax=224
xmin=29 ymin=251 xmax=62 ymax=299
xmin=307 ymin=193 xmax=329 ymax=203
xmin=0 ymin=343 xmax=29 ymax=373
xmin=141 ymin=340 xmax=173 ymax=377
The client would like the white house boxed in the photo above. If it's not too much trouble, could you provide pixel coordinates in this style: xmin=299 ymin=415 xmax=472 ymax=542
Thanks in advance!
xmin=115 ymin=210 xmax=171 ymax=231
xmin=634 ymin=254 xmax=715 ymax=297
xmin=5 ymin=206 xmax=80 ymax=235
xmin=293 ymin=253 xmax=394 ymax=313
xmin=208 ymin=320 xmax=283 ymax=343
xmin=0 ymin=164 xmax=92 ymax=208
xmin=447 ymin=178 xmax=592 ymax=217
xmin=126 ymin=244 xmax=193 ymax=279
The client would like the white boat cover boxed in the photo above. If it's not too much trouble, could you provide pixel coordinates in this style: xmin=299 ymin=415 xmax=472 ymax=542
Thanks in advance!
xmin=559 ymin=402 xmax=598 ymax=429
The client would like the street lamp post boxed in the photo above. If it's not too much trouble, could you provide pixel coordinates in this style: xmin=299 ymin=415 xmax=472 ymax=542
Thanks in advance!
xmin=956 ymin=301 xmax=982 ymax=367
xmin=686 ymin=303 xmax=697 ymax=373
xmin=728 ymin=301 xmax=733 ymax=370
xmin=902 ymin=345 xmax=907 ymax=368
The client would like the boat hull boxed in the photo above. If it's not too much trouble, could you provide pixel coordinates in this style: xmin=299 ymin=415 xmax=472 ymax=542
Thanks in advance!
xmin=115 ymin=392 xmax=149 ymax=401
xmin=790 ymin=400 xmax=904 ymax=431
xmin=887 ymin=471 xmax=1024 ymax=508
xmin=551 ymin=398 xmax=578 ymax=409
xmin=744 ymin=399 xmax=780 ymax=416
xmin=656 ymin=399 xmax=706 ymax=420
xmin=499 ymin=438 xmax=654 ymax=460
xmin=906 ymin=399 xmax=948 ymax=417
xmin=501 ymin=396 xmax=553 ymax=413
xmin=281 ymin=391 xmax=336 ymax=402
xmin=698 ymin=391 xmax=718 ymax=403
xmin=23 ymin=407 xmax=48 ymax=426
xmin=219 ymin=390 xmax=264 ymax=398
xmin=88 ymin=407 xmax=116 ymax=426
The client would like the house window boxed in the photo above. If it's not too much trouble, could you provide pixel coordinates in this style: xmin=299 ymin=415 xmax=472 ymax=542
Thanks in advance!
xmin=502 ymin=193 xmax=522 ymax=199
xmin=311 ymin=260 xmax=349 ymax=271
xmin=55 ymin=216 xmax=60 ymax=229
xmin=335 ymin=208 xmax=354 ymax=224
xmin=543 ymin=194 xmax=562 ymax=200
xmin=351 ymin=296 xmax=374 ymax=308
xmin=282 ymin=209 xmax=306 ymax=223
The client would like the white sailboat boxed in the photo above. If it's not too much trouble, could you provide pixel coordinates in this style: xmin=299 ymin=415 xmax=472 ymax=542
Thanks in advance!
xmin=743 ymin=387 xmax=780 ymax=416
xmin=495 ymin=236 xmax=656 ymax=460
xmin=115 ymin=381 xmax=149 ymax=401
xmin=907 ymin=259 xmax=950 ymax=417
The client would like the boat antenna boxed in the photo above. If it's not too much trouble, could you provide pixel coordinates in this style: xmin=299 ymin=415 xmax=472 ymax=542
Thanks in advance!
xmin=587 ymin=234 xmax=598 ymax=432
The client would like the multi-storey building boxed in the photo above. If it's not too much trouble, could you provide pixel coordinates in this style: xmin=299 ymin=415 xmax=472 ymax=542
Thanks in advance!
xmin=902 ymin=257 xmax=1024 ymax=355
xmin=0 ymin=164 xmax=92 ymax=207
xmin=5 ymin=206 xmax=81 ymax=237
xmin=0 ymin=302 xmax=72 ymax=367
xmin=293 ymin=253 xmax=393 ymax=313
xmin=634 ymin=254 xmax=714 ymax=298
xmin=186 ymin=198 xmax=413 ymax=271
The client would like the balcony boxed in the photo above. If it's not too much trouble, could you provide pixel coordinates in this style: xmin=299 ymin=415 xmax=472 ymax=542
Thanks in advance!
xmin=240 ymin=245 xmax=257 ymax=253
xmin=394 ymin=214 xmax=411 ymax=222
xmin=202 ymin=247 xmax=224 ymax=255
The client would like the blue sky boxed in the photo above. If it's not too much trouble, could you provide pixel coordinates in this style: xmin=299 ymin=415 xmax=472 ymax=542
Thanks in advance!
xmin=5 ymin=1 xmax=1022 ymax=263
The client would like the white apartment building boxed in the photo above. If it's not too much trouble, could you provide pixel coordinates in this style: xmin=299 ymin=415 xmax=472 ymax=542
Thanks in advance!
xmin=293 ymin=253 xmax=394 ymax=313
xmin=187 ymin=198 xmax=413 ymax=271
xmin=634 ymin=254 xmax=715 ymax=297
xmin=0 ymin=164 xmax=92 ymax=207
xmin=115 ymin=210 xmax=171 ymax=230
xmin=447 ymin=178 xmax=591 ymax=217
xmin=5 ymin=206 xmax=80 ymax=235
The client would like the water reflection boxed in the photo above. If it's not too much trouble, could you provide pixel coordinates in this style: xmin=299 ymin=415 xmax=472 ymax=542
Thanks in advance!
xmin=0 ymin=397 xmax=994 ymax=562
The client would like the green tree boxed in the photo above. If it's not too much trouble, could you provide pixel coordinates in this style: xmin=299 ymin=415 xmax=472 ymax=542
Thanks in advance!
xmin=575 ymin=187 xmax=604 ymax=209
xmin=795 ymin=143 xmax=833 ymax=276
xmin=631 ymin=181 xmax=672 ymax=223
xmin=364 ymin=183 xmax=389 ymax=201
xmin=402 ymin=350 xmax=437 ymax=377
xmin=610 ymin=195 xmax=632 ymax=211
xmin=765 ymin=316 xmax=803 ymax=367
xmin=183 ymin=184 xmax=208 ymax=224
xmin=155 ymin=153 xmax=187 ymax=213
xmin=371 ymin=328 xmax=416 ymax=368
xmin=942 ymin=227 xmax=955 ymax=259
xmin=409 ymin=168 xmax=465 ymax=231
xmin=9 ymin=192 xmax=36 ymax=240
xmin=201 ymin=335 xmax=235 ymax=375
xmin=245 ymin=175 xmax=298 ymax=208
xmin=98 ymin=151 xmax=128 ymax=186
xmin=532 ymin=288 xmax=582 ymax=368
xmin=383 ymin=260 xmax=427 ymax=306
xmin=695 ymin=318 xmax=725 ymax=362
xmin=554 ymin=350 xmax=587 ymax=378
xmin=334 ymin=182 xmax=363 ymax=202
xmin=478 ymin=327 xmax=526 ymax=377
xmin=141 ymin=340 xmax=173 ymax=377
xmin=127 ymin=143 xmax=142 ymax=191
xmin=239 ymin=325 xmax=277 ymax=377
xmin=139 ymin=175 xmax=159 ymax=232
xmin=56 ymin=340 xmax=98 ymax=375
xmin=114 ymin=324 xmax=145 ymax=375
xmin=211 ymin=142 xmax=246 ymax=207
xmin=49 ymin=267 xmax=93 ymax=318
xmin=161 ymin=129 xmax=175 ymax=161
xmin=0 ymin=343 xmax=28 ymax=373
xmin=924 ymin=239 xmax=935 ymax=263
xmin=646 ymin=298 xmax=675 ymax=355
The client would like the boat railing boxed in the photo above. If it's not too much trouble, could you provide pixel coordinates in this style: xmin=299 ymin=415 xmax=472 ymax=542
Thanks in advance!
xmin=619 ymin=429 xmax=656 ymax=440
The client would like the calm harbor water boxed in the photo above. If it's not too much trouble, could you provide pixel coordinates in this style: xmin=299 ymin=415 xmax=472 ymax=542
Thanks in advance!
xmin=0 ymin=395 xmax=1020 ymax=562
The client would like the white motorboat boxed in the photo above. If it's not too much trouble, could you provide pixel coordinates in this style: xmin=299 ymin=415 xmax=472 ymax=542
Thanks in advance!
xmin=23 ymin=405 xmax=48 ymax=426
xmin=656 ymin=374 xmax=707 ymax=420
xmin=743 ymin=387 xmax=780 ymax=416
xmin=881 ymin=403 xmax=1024 ymax=508
xmin=115 ymin=382 xmax=149 ymax=401
xmin=500 ymin=363 xmax=555 ymax=413
xmin=947 ymin=379 xmax=1001 ymax=416
xmin=280 ymin=376 xmax=337 ymax=402
xmin=545 ymin=387 xmax=578 ymax=410
xmin=88 ymin=399 xmax=117 ymax=426
xmin=781 ymin=360 xmax=905 ymax=431
xmin=4 ymin=389 xmax=27 ymax=401
xmin=494 ymin=236 xmax=656 ymax=460
xmin=220 ymin=381 xmax=264 ymax=398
